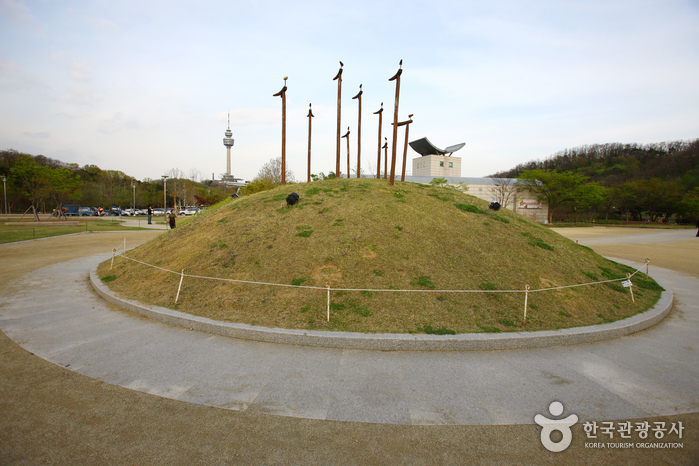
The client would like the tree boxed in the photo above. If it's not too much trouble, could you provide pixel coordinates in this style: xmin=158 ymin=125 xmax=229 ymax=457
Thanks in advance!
xmin=488 ymin=178 xmax=518 ymax=210
xmin=516 ymin=169 xmax=588 ymax=223
xmin=47 ymin=168 xmax=82 ymax=219
xmin=10 ymin=155 xmax=50 ymax=220
xmin=255 ymin=157 xmax=295 ymax=186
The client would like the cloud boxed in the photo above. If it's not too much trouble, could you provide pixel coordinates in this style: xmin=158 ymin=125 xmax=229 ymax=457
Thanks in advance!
xmin=22 ymin=131 xmax=50 ymax=139
xmin=228 ymin=108 xmax=278 ymax=127
xmin=88 ymin=17 xmax=118 ymax=31
xmin=0 ymin=0 xmax=34 ymax=23
xmin=97 ymin=112 xmax=141 ymax=134
xmin=68 ymin=60 xmax=95 ymax=81
xmin=0 ymin=58 xmax=23 ymax=76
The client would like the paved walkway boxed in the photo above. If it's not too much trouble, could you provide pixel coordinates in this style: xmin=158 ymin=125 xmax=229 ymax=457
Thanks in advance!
xmin=0 ymin=229 xmax=697 ymax=426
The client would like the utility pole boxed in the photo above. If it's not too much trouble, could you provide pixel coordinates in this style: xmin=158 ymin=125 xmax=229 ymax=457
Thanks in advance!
xmin=352 ymin=84 xmax=363 ymax=178
xmin=273 ymin=76 xmax=288 ymax=185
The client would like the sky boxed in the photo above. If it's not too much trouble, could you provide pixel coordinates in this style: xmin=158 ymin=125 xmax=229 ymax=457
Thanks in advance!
xmin=1 ymin=0 xmax=698 ymax=183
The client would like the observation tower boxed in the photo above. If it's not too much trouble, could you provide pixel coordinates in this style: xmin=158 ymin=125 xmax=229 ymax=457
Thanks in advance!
xmin=223 ymin=113 xmax=234 ymax=175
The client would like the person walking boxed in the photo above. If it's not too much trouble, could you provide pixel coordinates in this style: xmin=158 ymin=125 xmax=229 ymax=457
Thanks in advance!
xmin=147 ymin=206 xmax=153 ymax=225
xmin=168 ymin=209 xmax=176 ymax=229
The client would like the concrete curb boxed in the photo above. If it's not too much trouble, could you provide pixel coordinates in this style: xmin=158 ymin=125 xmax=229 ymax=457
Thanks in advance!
xmin=90 ymin=266 xmax=673 ymax=352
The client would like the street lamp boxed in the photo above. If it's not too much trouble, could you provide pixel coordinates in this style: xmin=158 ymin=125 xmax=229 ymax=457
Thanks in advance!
xmin=1 ymin=175 xmax=7 ymax=215
xmin=162 ymin=175 xmax=169 ymax=212
xmin=132 ymin=181 xmax=136 ymax=212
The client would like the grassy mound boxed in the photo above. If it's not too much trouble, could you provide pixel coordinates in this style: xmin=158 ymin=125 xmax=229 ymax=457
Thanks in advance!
xmin=98 ymin=178 xmax=663 ymax=334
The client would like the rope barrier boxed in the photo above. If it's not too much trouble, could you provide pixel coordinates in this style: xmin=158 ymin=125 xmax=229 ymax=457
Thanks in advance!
xmin=112 ymin=250 xmax=647 ymax=293
xmin=109 ymin=246 xmax=650 ymax=322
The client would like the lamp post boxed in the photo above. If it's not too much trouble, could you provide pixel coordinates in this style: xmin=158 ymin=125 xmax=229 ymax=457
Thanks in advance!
xmin=1 ymin=175 xmax=7 ymax=215
xmin=162 ymin=175 xmax=168 ymax=212
xmin=132 ymin=181 xmax=136 ymax=212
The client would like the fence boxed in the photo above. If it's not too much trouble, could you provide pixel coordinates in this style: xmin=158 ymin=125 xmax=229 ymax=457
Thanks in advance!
xmin=109 ymin=239 xmax=649 ymax=325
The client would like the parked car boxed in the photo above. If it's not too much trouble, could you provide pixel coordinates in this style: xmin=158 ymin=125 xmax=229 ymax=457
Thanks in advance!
xmin=79 ymin=207 xmax=96 ymax=216
xmin=184 ymin=207 xmax=201 ymax=216
xmin=152 ymin=208 xmax=165 ymax=216
xmin=62 ymin=204 xmax=81 ymax=216
xmin=109 ymin=206 xmax=122 ymax=216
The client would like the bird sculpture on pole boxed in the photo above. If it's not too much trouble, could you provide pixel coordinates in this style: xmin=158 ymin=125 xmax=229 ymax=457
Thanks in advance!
xmin=272 ymin=77 xmax=288 ymax=184
xmin=393 ymin=113 xmax=414 ymax=182
xmin=373 ymin=102 xmax=383 ymax=179
xmin=333 ymin=62 xmax=343 ymax=178
xmin=342 ymin=127 xmax=351 ymax=179
xmin=307 ymin=103 xmax=314 ymax=183
xmin=352 ymin=84 xmax=363 ymax=178
xmin=382 ymin=137 xmax=388 ymax=179
xmin=388 ymin=60 xmax=403 ymax=185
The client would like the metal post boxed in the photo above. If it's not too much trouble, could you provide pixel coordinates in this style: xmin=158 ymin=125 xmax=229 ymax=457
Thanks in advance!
xmin=373 ymin=103 xmax=383 ymax=179
xmin=273 ymin=77 xmax=288 ymax=185
xmin=162 ymin=176 xmax=168 ymax=212
xmin=2 ymin=175 xmax=7 ymax=215
xmin=307 ymin=103 xmax=314 ymax=183
xmin=333 ymin=62 xmax=343 ymax=178
xmin=342 ymin=127 xmax=350 ymax=179
xmin=132 ymin=181 xmax=136 ymax=212
xmin=388 ymin=60 xmax=403 ymax=186
xmin=352 ymin=85 xmax=363 ymax=178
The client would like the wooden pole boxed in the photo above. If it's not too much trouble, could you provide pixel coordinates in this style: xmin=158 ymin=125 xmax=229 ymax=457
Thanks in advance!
xmin=352 ymin=85 xmax=363 ymax=178
xmin=388 ymin=60 xmax=403 ymax=186
xmin=393 ymin=114 xmax=413 ymax=182
xmin=307 ymin=103 xmax=314 ymax=183
xmin=373 ymin=103 xmax=383 ymax=179
xmin=342 ymin=127 xmax=350 ymax=179
xmin=273 ymin=77 xmax=288 ymax=185
xmin=383 ymin=138 xmax=388 ymax=179
xmin=333 ymin=62 xmax=343 ymax=178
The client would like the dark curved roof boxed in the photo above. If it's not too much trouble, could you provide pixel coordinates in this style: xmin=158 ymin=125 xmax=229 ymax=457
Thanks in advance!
xmin=409 ymin=137 xmax=465 ymax=156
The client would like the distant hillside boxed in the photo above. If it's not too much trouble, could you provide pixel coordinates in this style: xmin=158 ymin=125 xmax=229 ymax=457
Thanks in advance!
xmin=491 ymin=139 xmax=699 ymax=190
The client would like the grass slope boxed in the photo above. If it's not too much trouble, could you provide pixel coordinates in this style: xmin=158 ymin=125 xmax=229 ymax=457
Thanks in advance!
xmin=99 ymin=178 xmax=663 ymax=334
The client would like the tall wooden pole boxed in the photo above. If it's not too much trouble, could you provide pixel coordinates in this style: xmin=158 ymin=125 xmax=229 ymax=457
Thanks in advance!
xmin=373 ymin=102 xmax=383 ymax=179
xmin=382 ymin=137 xmax=388 ymax=179
xmin=342 ymin=127 xmax=350 ymax=179
xmin=307 ymin=103 xmax=314 ymax=183
xmin=352 ymin=84 xmax=363 ymax=178
xmin=388 ymin=60 xmax=403 ymax=185
xmin=273 ymin=77 xmax=288 ymax=185
xmin=393 ymin=114 xmax=413 ymax=182
xmin=333 ymin=62 xmax=343 ymax=178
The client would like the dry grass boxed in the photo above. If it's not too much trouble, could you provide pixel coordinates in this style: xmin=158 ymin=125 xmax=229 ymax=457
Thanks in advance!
xmin=98 ymin=178 xmax=663 ymax=334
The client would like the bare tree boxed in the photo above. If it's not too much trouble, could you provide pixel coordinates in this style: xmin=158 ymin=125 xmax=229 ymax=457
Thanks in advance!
xmin=488 ymin=178 xmax=519 ymax=210
xmin=255 ymin=157 xmax=295 ymax=186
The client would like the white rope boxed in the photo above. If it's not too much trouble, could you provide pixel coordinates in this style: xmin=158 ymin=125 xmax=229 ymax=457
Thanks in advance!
xmin=112 ymin=250 xmax=648 ymax=295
